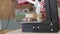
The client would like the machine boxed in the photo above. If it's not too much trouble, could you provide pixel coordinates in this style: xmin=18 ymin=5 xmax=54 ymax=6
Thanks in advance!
xmin=20 ymin=0 xmax=59 ymax=32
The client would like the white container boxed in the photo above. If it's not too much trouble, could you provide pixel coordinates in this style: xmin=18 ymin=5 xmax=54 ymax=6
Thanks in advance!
xmin=37 ymin=18 xmax=43 ymax=22
xmin=37 ymin=13 xmax=43 ymax=22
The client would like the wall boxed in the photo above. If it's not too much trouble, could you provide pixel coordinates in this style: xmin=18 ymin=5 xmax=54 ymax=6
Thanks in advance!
xmin=0 ymin=0 xmax=20 ymax=30
xmin=0 ymin=0 xmax=15 ymax=19
xmin=1 ymin=19 xmax=20 ymax=30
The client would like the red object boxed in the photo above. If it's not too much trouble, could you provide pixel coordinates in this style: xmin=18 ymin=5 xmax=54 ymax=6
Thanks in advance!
xmin=26 ymin=18 xmax=28 ymax=22
xmin=39 ymin=1 xmax=44 ymax=5
xmin=58 ymin=17 xmax=60 ymax=29
xmin=40 ymin=0 xmax=46 ymax=20
xmin=57 ymin=0 xmax=60 ymax=7
xmin=18 ymin=0 xmax=28 ymax=5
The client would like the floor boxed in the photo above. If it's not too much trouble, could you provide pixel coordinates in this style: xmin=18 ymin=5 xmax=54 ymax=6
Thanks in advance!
xmin=0 ymin=29 xmax=59 ymax=34
xmin=6 ymin=29 xmax=60 ymax=34
xmin=0 ymin=30 xmax=12 ymax=34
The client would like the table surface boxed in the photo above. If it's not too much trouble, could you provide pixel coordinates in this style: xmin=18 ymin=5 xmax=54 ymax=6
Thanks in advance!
xmin=6 ymin=29 xmax=60 ymax=34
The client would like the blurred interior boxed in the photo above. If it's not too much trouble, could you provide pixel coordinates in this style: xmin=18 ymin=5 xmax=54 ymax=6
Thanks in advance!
xmin=0 ymin=0 xmax=60 ymax=34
